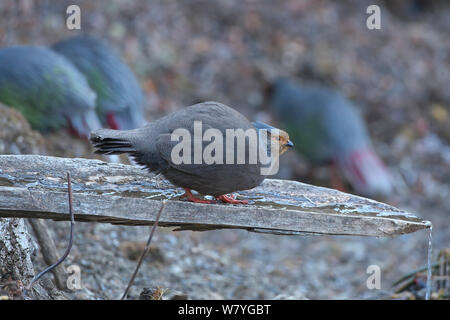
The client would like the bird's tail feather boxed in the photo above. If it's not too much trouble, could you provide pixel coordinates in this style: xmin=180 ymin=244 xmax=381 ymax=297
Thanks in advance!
xmin=338 ymin=147 xmax=393 ymax=197
xmin=90 ymin=129 xmax=136 ymax=155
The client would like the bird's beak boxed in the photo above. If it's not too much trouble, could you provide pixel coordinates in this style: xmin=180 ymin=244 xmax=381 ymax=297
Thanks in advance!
xmin=285 ymin=140 xmax=294 ymax=148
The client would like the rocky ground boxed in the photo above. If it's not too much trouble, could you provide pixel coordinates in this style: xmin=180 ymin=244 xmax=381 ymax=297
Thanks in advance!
xmin=0 ymin=0 xmax=449 ymax=299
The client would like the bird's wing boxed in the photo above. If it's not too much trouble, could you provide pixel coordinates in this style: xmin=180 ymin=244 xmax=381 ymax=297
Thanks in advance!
xmin=155 ymin=132 xmax=226 ymax=177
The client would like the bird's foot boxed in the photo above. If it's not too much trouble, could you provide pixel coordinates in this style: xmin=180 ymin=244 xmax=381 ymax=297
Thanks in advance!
xmin=180 ymin=188 xmax=216 ymax=204
xmin=216 ymin=194 xmax=249 ymax=205
xmin=330 ymin=162 xmax=347 ymax=192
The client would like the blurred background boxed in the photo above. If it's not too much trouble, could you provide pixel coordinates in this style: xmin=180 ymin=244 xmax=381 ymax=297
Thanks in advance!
xmin=0 ymin=0 xmax=449 ymax=299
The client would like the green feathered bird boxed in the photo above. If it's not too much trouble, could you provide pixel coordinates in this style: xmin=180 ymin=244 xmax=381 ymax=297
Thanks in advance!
xmin=52 ymin=35 xmax=145 ymax=131
xmin=0 ymin=46 xmax=100 ymax=138
xmin=268 ymin=77 xmax=393 ymax=197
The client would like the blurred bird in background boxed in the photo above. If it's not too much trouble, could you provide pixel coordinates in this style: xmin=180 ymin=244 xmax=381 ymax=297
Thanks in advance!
xmin=0 ymin=46 xmax=100 ymax=139
xmin=0 ymin=36 xmax=145 ymax=163
xmin=52 ymin=35 xmax=145 ymax=131
xmin=267 ymin=77 xmax=393 ymax=198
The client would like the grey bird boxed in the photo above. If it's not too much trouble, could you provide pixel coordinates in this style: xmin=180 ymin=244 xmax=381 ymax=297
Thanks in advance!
xmin=90 ymin=101 xmax=293 ymax=204
xmin=52 ymin=35 xmax=145 ymax=131
xmin=0 ymin=46 xmax=100 ymax=138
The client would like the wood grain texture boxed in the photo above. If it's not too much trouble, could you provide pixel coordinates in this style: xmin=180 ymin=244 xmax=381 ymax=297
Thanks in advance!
xmin=0 ymin=155 xmax=430 ymax=237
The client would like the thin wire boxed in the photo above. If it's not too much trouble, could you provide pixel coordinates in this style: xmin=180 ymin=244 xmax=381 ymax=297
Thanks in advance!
xmin=24 ymin=172 xmax=75 ymax=297
xmin=121 ymin=201 xmax=166 ymax=300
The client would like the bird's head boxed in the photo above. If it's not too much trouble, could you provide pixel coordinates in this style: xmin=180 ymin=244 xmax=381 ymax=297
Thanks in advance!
xmin=273 ymin=129 xmax=294 ymax=155
xmin=66 ymin=109 xmax=102 ymax=140
xmin=252 ymin=121 xmax=294 ymax=155
xmin=104 ymin=103 xmax=145 ymax=130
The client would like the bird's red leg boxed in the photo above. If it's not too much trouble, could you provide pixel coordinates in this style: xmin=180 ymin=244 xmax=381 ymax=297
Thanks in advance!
xmin=180 ymin=188 xmax=216 ymax=204
xmin=330 ymin=162 xmax=346 ymax=192
xmin=216 ymin=194 xmax=248 ymax=205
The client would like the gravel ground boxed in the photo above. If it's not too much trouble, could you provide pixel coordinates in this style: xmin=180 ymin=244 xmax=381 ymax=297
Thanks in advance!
xmin=0 ymin=0 xmax=449 ymax=299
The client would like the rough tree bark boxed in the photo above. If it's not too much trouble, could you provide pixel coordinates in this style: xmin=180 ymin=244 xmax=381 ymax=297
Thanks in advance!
xmin=0 ymin=155 xmax=431 ymax=236
xmin=0 ymin=218 xmax=51 ymax=299
xmin=0 ymin=105 xmax=64 ymax=299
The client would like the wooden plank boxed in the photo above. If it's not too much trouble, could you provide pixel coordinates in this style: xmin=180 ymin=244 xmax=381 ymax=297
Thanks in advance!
xmin=0 ymin=155 xmax=431 ymax=237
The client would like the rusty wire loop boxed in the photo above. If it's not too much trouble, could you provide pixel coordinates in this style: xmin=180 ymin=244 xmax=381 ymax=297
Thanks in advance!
xmin=24 ymin=172 xmax=75 ymax=298
xmin=121 ymin=201 xmax=166 ymax=300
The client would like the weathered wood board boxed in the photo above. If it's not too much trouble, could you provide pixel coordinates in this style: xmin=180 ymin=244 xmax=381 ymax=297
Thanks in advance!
xmin=0 ymin=155 xmax=430 ymax=237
